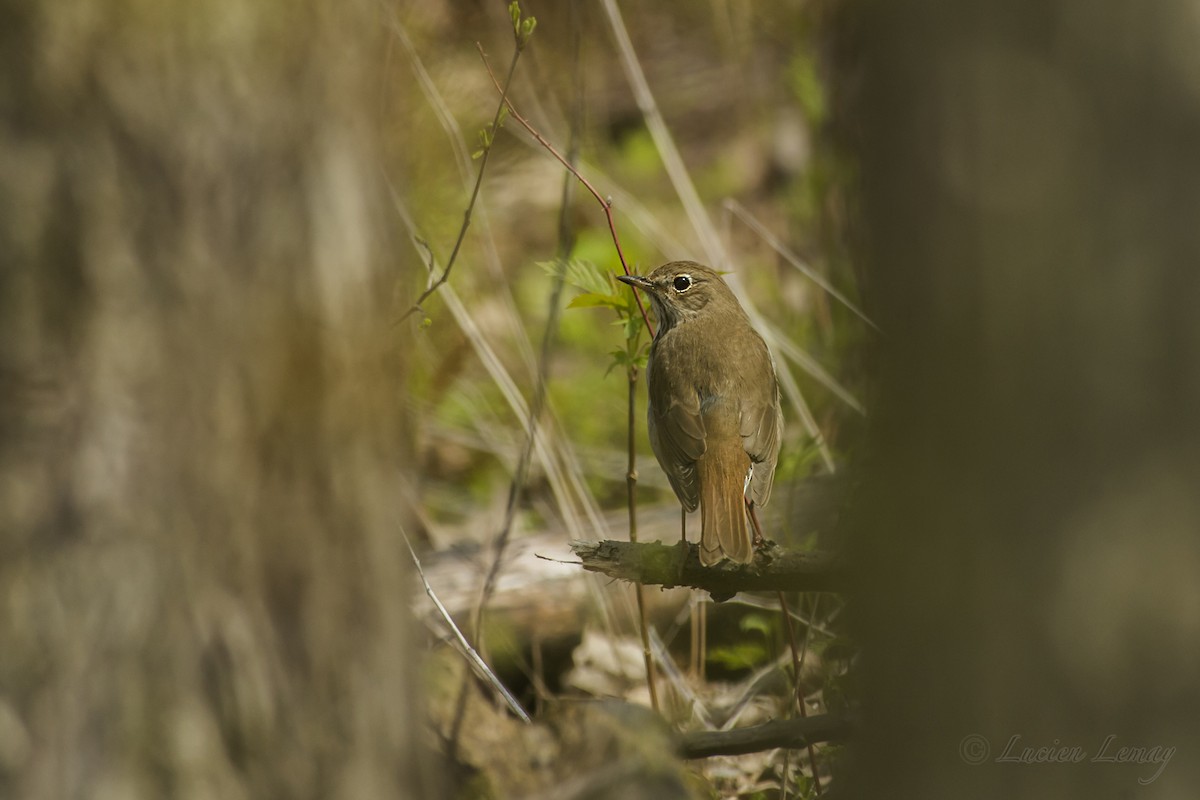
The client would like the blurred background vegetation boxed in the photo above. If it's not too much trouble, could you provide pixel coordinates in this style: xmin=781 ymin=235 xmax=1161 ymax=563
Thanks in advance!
xmin=6 ymin=0 xmax=1199 ymax=798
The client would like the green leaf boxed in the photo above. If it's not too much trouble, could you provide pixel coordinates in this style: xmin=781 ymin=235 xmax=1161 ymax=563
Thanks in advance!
xmin=739 ymin=613 xmax=775 ymax=638
xmin=509 ymin=1 xmax=520 ymax=33
xmin=538 ymin=258 xmax=612 ymax=296
xmin=619 ymin=313 xmax=644 ymax=342
xmin=567 ymin=292 xmax=624 ymax=310
xmin=604 ymin=350 xmax=627 ymax=377
xmin=789 ymin=51 xmax=827 ymax=126
xmin=708 ymin=643 xmax=770 ymax=670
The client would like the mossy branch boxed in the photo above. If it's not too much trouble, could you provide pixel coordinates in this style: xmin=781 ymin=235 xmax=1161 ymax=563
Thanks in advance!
xmin=569 ymin=540 xmax=842 ymax=602
xmin=679 ymin=711 xmax=854 ymax=759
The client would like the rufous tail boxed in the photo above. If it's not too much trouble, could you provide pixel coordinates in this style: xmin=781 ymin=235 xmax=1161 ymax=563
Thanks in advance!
xmin=698 ymin=442 xmax=752 ymax=566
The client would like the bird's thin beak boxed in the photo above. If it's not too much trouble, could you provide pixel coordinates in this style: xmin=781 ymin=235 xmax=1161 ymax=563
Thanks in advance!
xmin=617 ymin=274 xmax=654 ymax=290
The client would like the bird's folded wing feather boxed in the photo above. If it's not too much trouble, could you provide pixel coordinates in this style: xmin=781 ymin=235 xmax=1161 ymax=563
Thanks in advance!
xmin=648 ymin=395 xmax=705 ymax=512
xmin=740 ymin=377 xmax=783 ymax=507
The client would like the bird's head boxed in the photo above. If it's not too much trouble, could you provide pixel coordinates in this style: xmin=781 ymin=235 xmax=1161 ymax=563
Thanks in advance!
xmin=617 ymin=261 xmax=735 ymax=332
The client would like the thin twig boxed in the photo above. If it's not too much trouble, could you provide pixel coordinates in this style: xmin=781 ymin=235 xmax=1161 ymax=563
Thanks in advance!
xmin=628 ymin=364 xmax=659 ymax=709
xmin=399 ymin=46 xmax=522 ymax=323
xmin=681 ymin=712 xmax=853 ymax=759
xmin=386 ymin=5 xmax=542 ymax=376
xmin=779 ymin=592 xmax=823 ymax=795
xmin=752 ymin=497 xmax=823 ymax=793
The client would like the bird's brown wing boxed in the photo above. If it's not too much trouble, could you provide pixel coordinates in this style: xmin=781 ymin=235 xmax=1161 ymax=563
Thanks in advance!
xmin=740 ymin=347 xmax=783 ymax=507
xmin=647 ymin=379 xmax=706 ymax=512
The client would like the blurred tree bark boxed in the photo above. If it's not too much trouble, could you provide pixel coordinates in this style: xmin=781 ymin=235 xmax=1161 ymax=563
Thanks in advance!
xmin=0 ymin=1 xmax=438 ymax=797
xmin=842 ymin=0 xmax=1200 ymax=797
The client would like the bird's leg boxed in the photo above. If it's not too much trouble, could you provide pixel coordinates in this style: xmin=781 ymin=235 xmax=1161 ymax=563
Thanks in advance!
xmin=677 ymin=504 xmax=689 ymax=583
xmin=747 ymin=499 xmax=766 ymax=549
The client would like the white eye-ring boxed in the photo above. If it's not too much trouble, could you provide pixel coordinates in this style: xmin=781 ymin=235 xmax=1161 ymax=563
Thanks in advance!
xmin=672 ymin=274 xmax=692 ymax=292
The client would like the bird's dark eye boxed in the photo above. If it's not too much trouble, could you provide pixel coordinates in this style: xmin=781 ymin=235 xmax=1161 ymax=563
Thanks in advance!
xmin=672 ymin=275 xmax=692 ymax=292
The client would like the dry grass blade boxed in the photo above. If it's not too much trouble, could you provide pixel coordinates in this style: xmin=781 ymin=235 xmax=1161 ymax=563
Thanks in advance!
xmin=383 ymin=8 xmax=472 ymax=180
xmin=648 ymin=628 xmax=715 ymax=728
xmin=775 ymin=360 xmax=836 ymax=471
xmin=598 ymin=0 xmax=723 ymax=262
xmin=404 ymin=533 xmax=531 ymax=723
xmin=439 ymin=280 xmax=589 ymax=539
xmin=396 ymin=42 xmax=521 ymax=323
xmin=390 ymin=184 xmax=616 ymax=544
xmin=725 ymin=198 xmax=879 ymax=332
xmin=388 ymin=18 xmax=622 ymax=543
xmin=475 ymin=18 xmax=587 ymax=679
xmin=386 ymin=11 xmax=538 ymax=369
xmin=762 ymin=321 xmax=866 ymax=416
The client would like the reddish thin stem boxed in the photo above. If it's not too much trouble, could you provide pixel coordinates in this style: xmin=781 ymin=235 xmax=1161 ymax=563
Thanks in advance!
xmin=477 ymin=43 xmax=654 ymax=338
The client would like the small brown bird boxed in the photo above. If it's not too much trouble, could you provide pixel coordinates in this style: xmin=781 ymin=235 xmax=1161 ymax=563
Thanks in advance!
xmin=619 ymin=262 xmax=783 ymax=565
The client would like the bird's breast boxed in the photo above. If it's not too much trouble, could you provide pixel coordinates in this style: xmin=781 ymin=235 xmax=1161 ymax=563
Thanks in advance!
xmin=650 ymin=333 xmax=751 ymax=439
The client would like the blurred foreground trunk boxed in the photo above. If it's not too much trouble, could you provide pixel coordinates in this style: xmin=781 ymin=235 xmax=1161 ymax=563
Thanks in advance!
xmin=0 ymin=2 xmax=437 ymax=797
xmin=844 ymin=1 xmax=1200 ymax=797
